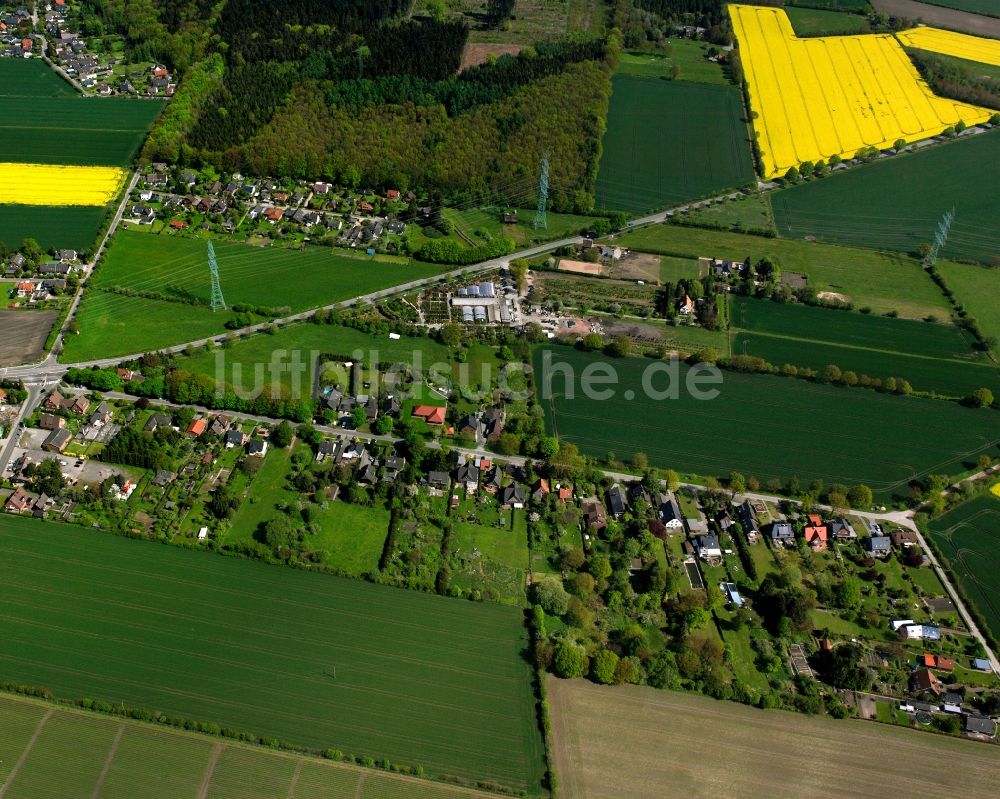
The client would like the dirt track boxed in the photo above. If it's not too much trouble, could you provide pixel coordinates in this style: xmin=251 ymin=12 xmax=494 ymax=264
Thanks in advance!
xmin=548 ymin=677 xmax=1000 ymax=799
xmin=0 ymin=310 xmax=57 ymax=366
xmin=872 ymin=0 xmax=1000 ymax=38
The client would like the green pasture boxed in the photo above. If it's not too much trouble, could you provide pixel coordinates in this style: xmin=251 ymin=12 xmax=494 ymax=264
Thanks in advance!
xmin=936 ymin=260 xmax=1000 ymax=358
xmin=771 ymin=131 xmax=1000 ymax=265
xmin=927 ymin=490 xmax=1000 ymax=641
xmin=616 ymin=39 xmax=727 ymax=84
xmin=615 ymin=223 xmax=953 ymax=319
xmin=61 ymin=231 xmax=452 ymax=361
xmin=912 ymin=0 xmax=998 ymax=15
xmin=595 ymin=77 xmax=754 ymax=214
xmin=681 ymin=194 xmax=776 ymax=234
xmin=534 ymin=345 xmax=1000 ymax=499
xmin=0 ymin=516 xmax=546 ymax=793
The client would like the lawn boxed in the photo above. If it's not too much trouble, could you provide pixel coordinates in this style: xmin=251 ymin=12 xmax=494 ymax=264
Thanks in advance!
xmin=225 ymin=444 xmax=302 ymax=544
xmin=548 ymin=678 xmax=999 ymax=799
xmin=61 ymin=231 xmax=453 ymax=361
xmin=771 ymin=130 xmax=1000 ymax=265
xmin=310 ymin=501 xmax=391 ymax=576
xmin=534 ymin=345 xmax=1000 ymax=499
xmin=936 ymin=260 xmax=1000 ymax=357
xmin=0 ymin=694 xmax=508 ymax=799
xmin=616 ymin=40 xmax=728 ymax=84
xmin=615 ymin=222 xmax=953 ymax=319
xmin=927 ymin=490 xmax=1000 ymax=641
xmin=439 ymin=206 xmax=600 ymax=250
xmin=681 ymin=194 xmax=776 ymax=234
xmin=784 ymin=6 xmax=870 ymax=36
xmin=659 ymin=255 xmax=704 ymax=282
xmin=449 ymin=502 xmax=531 ymax=604
xmin=0 ymin=516 xmax=546 ymax=793
xmin=595 ymin=77 xmax=754 ymax=214
xmin=175 ymin=322 xmax=451 ymax=401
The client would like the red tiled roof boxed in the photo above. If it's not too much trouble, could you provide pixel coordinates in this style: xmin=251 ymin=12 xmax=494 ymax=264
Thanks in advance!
xmin=187 ymin=418 xmax=207 ymax=436
xmin=412 ymin=405 xmax=446 ymax=425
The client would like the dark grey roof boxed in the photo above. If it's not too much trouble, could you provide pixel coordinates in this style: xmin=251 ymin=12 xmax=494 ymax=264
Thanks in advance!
xmin=770 ymin=522 xmax=795 ymax=540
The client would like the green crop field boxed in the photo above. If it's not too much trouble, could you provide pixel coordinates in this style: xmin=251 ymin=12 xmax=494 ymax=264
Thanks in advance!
xmin=0 ymin=694 xmax=501 ymax=799
xmin=936 ymin=260 xmax=1000 ymax=358
xmin=0 ymin=60 xmax=164 ymax=251
xmin=771 ymin=131 xmax=1000 ymax=265
xmin=729 ymin=297 xmax=1000 ymax=397
xmin=0 ymin=204 xmax=106 ymax=251
xmin=732 ymin=297 xmax=974 ymax=358
xmin=595 ymin=77 xmax=754 ymax=214
xmin=0 ymin=516 xmax=546 ymax=793
xmin=0 ymin=58 xmax=76 ymax=97
xmin=61 ymin=231 xmax=452 ymax=361
xmin=534 ymin=345 xmax=1000 ymax=498
xmin=784 ymin=6 xmax=870 ymax=36
xmin=615 ymin=223 xmax=953 ymax=319
xmin=616 ymin=40 xmax=727 ymax=84
xmin=927 ymin=490 xmax=1000 ymax=640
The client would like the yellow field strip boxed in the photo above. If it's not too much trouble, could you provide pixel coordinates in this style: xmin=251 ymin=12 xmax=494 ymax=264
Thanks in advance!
xmin=897 ymin=26 xmax=1000 ymax=68
xmin=0 ymin=162 xmax=128 ymax=206
xmin=729 ymin=5 xmax=993 ymax=178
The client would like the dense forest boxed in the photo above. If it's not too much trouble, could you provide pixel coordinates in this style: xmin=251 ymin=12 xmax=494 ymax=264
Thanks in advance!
xmin=909 ymin=49 xmax=1000 ymax=111
xmin=139 ymin=0 xmax=619 ymax=209
xmin=77 ymin=0 xmax=217 ymax=75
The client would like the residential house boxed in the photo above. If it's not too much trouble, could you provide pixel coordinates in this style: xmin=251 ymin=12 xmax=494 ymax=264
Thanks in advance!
xmin=482 ymin=406 xmax=505 ymax=440
xmin=38 ymin=413 xmax=65 ymax=431
xmin=381 ymin=394 xmax=401 ymax=417
xmin=44 ymin=390 xmax=66 ymax=411
xmin=225 ymin=429 xmax=248 ymax=449
xmin=678 ymin=294 xmax=695 ymax=315
xmin=382 ymin=456 xmax=405 ymax=483
xmin=964 ymin=714 xmax=997 ymax=737
xmin=482 ymin=465 xmax=503 ymax=494
xmin=735 ymin=501 xmax=760 ymax=543
xmin=891 ymin=529 xmax=918 ymax=547
xmin=499 ymin=482 xmax=525 ymax=509
xmin=4 ymin=487 xmax=35 ymax=514
xmin=531 ymin=479 xmax=550 ymax=502
xmin=865 ymin=535 xmax=892 ymax=558
xmin=454 ymin=461 xmax=479 ymax=493
xmin=557 ymin=485 xmax=573 ymax=503
xmin=187 ymin=418 xmax=208 ymax=438
xmin=627 ymin=481 xmax=651 ymax=508
xmin=144 ymin=413 xmax=173 ymax=433
xmin=412 ymin=404 xmax=446 ymax=426
xmin=972 ymin=658 xmax=992 ymax=672
xmin=42 ymin=428 xmax=72 ymax=453
xmin=88 ymin=402 xmax=113 ymax=426
xmin=151 ymin=469 xmax=175 ymax=488
xmin=607 ymin=484 xmax=627 ymax=519
xmin=316 ymin=440 xmax=338 ymax=462
xmin=910 ymin=668 xmax=943 ymax=696
xmin=582 ymin=500 xmax=608 ymax=532
xmin=426 ymin=471 xmax=451 ymax=493
xmin=457 ymin=414 xmax=479 ymax=437
xmin=339 ymin=442 xmax=365 ymax=463
xmin=696 ymin=534 xmax=722 ymax=560
xmin=770 ymin=522 xmax=795 ymax=546
xmin=358 ymin=461 xmax=378 ymax=485
xmin=246 ymin=440 xmax=268 ymax=457
xmin=0 ymin=388 xmax=7 ymax=404
xmin=829 ymin=518 xmax=856 ymax=540
xmin=657 ymin=494 xmax=684 ymax=529
xmin=804 ymin=516 xmax=829 ymax=551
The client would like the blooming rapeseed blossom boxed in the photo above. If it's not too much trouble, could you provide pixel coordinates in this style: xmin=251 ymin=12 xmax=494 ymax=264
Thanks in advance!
xmin=0 ymin=163 xmax=128 ymax=206
xmin=896 ymin=26 xmax=1000 ymax=69
xmin=729 ymin=5 xmax=992 ymax=178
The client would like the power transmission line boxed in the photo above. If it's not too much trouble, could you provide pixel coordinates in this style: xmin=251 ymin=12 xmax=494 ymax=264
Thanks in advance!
xmin=208 ymin=240 xmax=226 ymax=312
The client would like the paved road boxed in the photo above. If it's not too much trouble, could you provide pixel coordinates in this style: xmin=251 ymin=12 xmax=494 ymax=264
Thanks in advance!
xmin=871 ymin=0 xmax=1000 ymax=38
xmin=0 ymin=383 xmax=42 ymax=476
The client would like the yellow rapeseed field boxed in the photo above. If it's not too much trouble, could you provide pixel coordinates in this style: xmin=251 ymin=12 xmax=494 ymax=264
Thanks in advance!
xmin=729 ymin=5 xmax=993 ymax=178
xmin=896 ymin=26 xmax=1000 ymax=68
xmin=0 ymin=163 xmax=128 ymax=206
